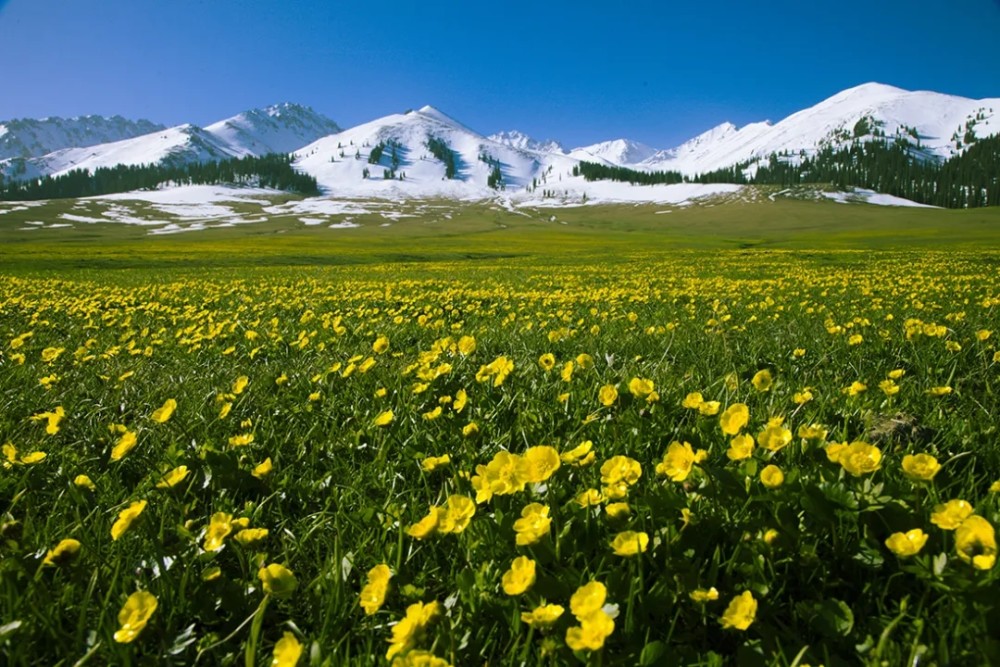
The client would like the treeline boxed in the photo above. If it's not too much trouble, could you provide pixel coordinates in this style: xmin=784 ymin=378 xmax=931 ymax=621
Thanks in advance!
xmin=573 ymin=161 xmax=684 ymax=185
xmin=0 ymin=153 xmax=320 ymax=201
xmin=580 ymin=134 xmax=1000 ymax=208
xmin=426 ymin=137 xmax=457 ymax=179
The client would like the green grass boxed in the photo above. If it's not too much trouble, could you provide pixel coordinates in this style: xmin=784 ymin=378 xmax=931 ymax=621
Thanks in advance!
xmin=1 ymin=195 xmax=1000 ymax=665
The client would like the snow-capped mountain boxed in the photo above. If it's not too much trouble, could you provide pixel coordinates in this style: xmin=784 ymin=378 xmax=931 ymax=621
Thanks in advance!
xmin=640 ymin=82 xmax=1000 ymax=174
xmin=1 ymin=83 xmax=997 ymax=205
xmin=569 ymin=139 xmax=657 ymax=166
xmin=0 ymin=104 xmax=341 ymax=182
xmin=293 ymin=106 xmax=581 ymax=198
xmin=205 ymin=103 xmax=341 ymax=156
xmin=488 ymin=130 xmax=564 ymax=155
xmin=0 ymin=115 xmax=164 ymax=162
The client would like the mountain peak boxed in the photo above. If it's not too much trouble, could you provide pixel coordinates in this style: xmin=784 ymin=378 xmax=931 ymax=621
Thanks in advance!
xmin=489 ymin=130 xmax=564 ymax=154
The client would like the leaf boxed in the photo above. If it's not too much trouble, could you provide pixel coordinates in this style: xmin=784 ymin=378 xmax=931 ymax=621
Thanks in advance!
xmin=640 ymin=640 xmax=668 ymax=665
xmin=816 ymin=598 xmax=855 ymax=637
xmin=0 ymin=620 xmax=22 ymax=640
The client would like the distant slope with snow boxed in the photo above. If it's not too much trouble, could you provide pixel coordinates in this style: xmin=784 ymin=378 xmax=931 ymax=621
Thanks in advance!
xmin=569 ymin=138 xmax=657 ymax=166
xmin=641 ymin=83 xmax=1000 ymax=174
xmin=0 ymin=115 xmax=165 ymax=162
xmin=0 ymin=104 xmax=341 ymax=182
xmin=204 ymin=103 xmax=341 ymax=156
xmin=489 ymin=130 xmax=565 ymax=155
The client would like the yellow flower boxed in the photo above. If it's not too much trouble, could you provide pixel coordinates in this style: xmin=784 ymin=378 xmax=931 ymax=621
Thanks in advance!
xmin=760 ymin=465 xmax=784 ymax=489
xmin=390 ymin=651 xmax=450 ymax=667
xmin=422 ymin=406 xmax=442 ymax=421
xmin=258 ymin=563 xmax=298 ymax=598
xmin=901 ymin=454 xmax=941 ymax=482
xmin=797 ymin=424 xmax=828 ymax=441
xmin=955 ymin=515 xmax=997 ymax=570
xmin=793 ymin=390 xmax=814 ymax=405
xmin=218 ymin=402 xmax=233 ymax=419
xmin=689 ymin=587 xmax=719 ymax=603
xmin=719 ymin=403 xmax=749 ymax=435
xmin=843 ymin=381 xmax=867 ymax=396
xmin=598 ymin=384 xmax=618 ymax=406
xmin=888 ymin=368 xmax=906 ymax=379
xmin=386 ymin=601 xmax=440 ymax=660
xmin=156 ymin=465 xmax=190 ymax=489
xmin=151 ymin=399 xmax=176 ymax=424
xmin=726 ymin=434 xmax=755 ymax=461
xmin=565 ymin=610 xmax=615 ymax=651
xmin=561 ymin=441 xmax=595 ymax=467
xmin=229 ymin=433 xmax=255 ymax=447
xmin=682 ymin=392 xmax=704 ymax=409
xmin=930 ymin=499 xmax=975 ymax=530
xmin=374 ymin=410 xmax=394 ymax=427
xmin=611 ymin=530 xmax=649 ymax=556
xmin=501 ymin=556 xmax=536 ymax=595
xmin=308 ymin=391 xmax=322 ymax=402
xmin=453 ymin=388 xmax=468 ymax=413
xmin=793 ymin=348 xmax=806 ymax=358
xmin=838 ymin=441 xmax=882 ymax=476
xmin=234 ymin=528 xmax=269 ymax=547
xmin=523 ymin=446 xmax=561 ymax=483
xmin=628 ymin=377 xmax=656 ymax=400
xmin=570 ymin=581 xmax=607 ymax=620
xmin=110 ymin=430 xmax=138 ymax=462
xmin=927 ymin=386 xmax=952 ymax=397
xmin=407 ymin=506 xmax=445 ymax=539
xmin=457 ymin=335 xmax=476 ymax=355
xmin=990 ymin=481 xmax=1000 ymax=493
xmin=40 ymin=346 xmax=64 ymax=363
xmin=757 ymin=420 xmax=792 ymax=452
xmin=513 ymin=503 xmax=551 ymax=546
xmin=373 ymin=335 xmax=390 ymax=354
xmin=113 ymin=591 xmax=158 ymax=643
xmin=42 ymin=538 xmax=81 ymax=566
xmin=421 ymin=454 xmax=451 ymax=472
xmin=878 ymin=379 xmax=899 ymax=396
xmin=74 ymin=474 xmax=95 ymax=491
xmin=720 ymin=591 xmax=757 ymax=631
xmin=538 ymin=353 xmax=556 ymax=371
xmin=203 ymin=512 xmax=233 ymax=552
xmin=605 ymin=502 xmax=631 ymax=519
xmin=698 ymin=401 xmax=720 ymax=416
xmin=462 ymin=422 xmax=479 ymax=437
xmin=600 ymin=455 xmax=642 ymax=486
xmin=2 ymin=442 xmax=46 ymax=466
xmin=233 ymin=375 xmax=249 ymax=395
xmin=360 ymin=563 xmax=392 ymax=615
xmin=438 ymin=495 xmax=476 ymax=534
xmin=848 ymin=334 xmax=863 ymax=346
xmin=576 ymin=488 xmax=603 ymax=507
xmin=271 ymin=631 xmax=302 ymax=667
xmin=111 ymin=500 xmax=147 ymax=540
xmin=576 ymin=353 xmax=594 ymax=369
xmin=751 ymin=370 xmax=773 ymax=392
xmin=976 ymin=329 xmax=992 ymax=341
xmin=520 ymin=604 xmax=565 ymax=627
xmin=560 ymin=361 xmax=574 ymax=382
xmin=252 ymin=457 xmax=273 ymax=478
xmin=655 ymin=441 xmax=706 ymax=482
xmin=885 ymin=529 xmax=928 ymax=558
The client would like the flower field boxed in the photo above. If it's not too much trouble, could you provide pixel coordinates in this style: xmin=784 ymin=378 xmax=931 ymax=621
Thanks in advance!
xmin=2 ymin=249 xmax=1000 ymax=665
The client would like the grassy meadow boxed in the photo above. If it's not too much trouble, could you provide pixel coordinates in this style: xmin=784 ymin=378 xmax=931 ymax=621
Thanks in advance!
xmin=2 ymin=193 xmax=1000 ymax=666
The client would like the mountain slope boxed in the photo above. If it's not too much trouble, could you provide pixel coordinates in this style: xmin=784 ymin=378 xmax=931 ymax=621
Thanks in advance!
xmin=0 ymin=115 xmax=165 ymax=162
xmin=569 ymin=138 xmax=657 ymax=166
xmin=489 ymin=130 xmax=565 ymax=155
xmin=0 ymin=104 xmax=341 ymax=182
xmin=642 ymin=83 xmax=1000 ymax=174
xmin=294 ymin=106 xmax=580 ymax=198
xmin=204 ymin=103 xmax=341 ymax=156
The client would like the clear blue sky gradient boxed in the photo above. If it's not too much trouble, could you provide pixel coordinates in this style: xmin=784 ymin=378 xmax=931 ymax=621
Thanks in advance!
xmin=1 ymin=0 xmax=998 ymax=149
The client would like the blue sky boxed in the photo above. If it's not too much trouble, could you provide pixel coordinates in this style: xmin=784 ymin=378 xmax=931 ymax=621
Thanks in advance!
xmin=1 ymin=0 xmax=999 ymax=149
